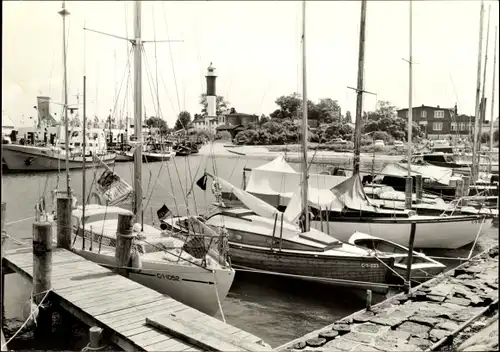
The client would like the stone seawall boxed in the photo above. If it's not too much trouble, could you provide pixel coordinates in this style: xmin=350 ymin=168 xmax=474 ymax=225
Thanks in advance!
xmin=278 ymin=245 xmax=499 ymax=352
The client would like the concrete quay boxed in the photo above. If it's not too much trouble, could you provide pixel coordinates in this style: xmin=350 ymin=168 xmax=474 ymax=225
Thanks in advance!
xmin=278 ymin=245 xmax=499 ymax=352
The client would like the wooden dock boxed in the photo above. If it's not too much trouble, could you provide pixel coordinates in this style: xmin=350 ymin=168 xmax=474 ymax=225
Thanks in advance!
xmin=2 ymin=246 xmax=272 ymax=352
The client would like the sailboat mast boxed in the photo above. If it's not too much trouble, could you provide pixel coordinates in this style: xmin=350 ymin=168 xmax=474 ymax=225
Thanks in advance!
xmin=405 ymin=0 xmax=413 ymax=209
xmin=472 ymin=2 xmax=484 ymax=181
xmin=82 ymin=75 xmax=87 ymax=234
xmin=478 ymin=5 xmax=491 ymax=169
xmin=59 ymin=1 xmax=71 ymax=196
xmin=489 ymin=26 xmax=497 ymax=155
xmin=301 ymin=0 xmax=309 ymax=232
xmin=133 ymin=0 xmax=143 ymax=224
xmin=353 ymin=0 xmax=367 ymax=174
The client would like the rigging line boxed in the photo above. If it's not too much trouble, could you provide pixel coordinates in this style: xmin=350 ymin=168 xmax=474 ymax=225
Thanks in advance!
xmin=171 ymin=156 xmax=190 ymax=212
xmin=164 ymin=153 xmax=182 ymax=215
xmin=152 ymin=4 xmax=160 ymax=119
xmin=186 ymin=154 xmax=199 ymax=215
xmin=192 ymin=17 xmax=204 ymax=92
xmin=111 ymin=46 xmax=134 ymax=122
xmin=142 ymin=46 xmax=177 ymax=115
xmin=161 ymin=1 xmax=182 ymax=113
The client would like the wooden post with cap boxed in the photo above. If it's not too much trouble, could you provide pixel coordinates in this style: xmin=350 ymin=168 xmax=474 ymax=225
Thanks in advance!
xmin=115 ymin=212 xmax=135 ymax=277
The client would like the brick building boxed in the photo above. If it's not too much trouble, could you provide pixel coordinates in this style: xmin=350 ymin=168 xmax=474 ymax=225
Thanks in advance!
xmin=397 ymin=104 xmax=475 ymax=139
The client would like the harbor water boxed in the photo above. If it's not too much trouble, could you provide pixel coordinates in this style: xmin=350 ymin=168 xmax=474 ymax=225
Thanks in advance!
xmin=1 ymin=153 xmax=496 ymax=349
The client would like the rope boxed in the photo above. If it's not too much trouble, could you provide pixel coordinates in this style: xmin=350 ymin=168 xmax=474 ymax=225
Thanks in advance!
xmin=81 ymin=343 xmax=109 ymax=352
xmin=5 ymin=216 xmax=36 ymax=226
xmin=212 ymin=270 xmax=226 ymax=323
xmin=1 ymin=289 xmax=52 ymax=350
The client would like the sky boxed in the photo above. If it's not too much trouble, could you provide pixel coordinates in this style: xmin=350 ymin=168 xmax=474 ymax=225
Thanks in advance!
xmin=2 ymin=0 xmax=500 ymax=128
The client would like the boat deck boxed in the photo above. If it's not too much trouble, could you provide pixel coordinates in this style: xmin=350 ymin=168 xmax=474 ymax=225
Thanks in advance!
xmin=2 ymin=247 xmax=271 ymax=351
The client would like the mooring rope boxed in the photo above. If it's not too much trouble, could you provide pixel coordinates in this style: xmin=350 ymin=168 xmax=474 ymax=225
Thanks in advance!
xmin=212 ymin=270 xmax=226 ymax=324
xmin=1 ymin=289 xmax=52 ymax=350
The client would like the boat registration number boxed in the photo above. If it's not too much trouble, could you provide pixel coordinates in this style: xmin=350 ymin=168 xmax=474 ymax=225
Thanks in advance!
xmin=471 ymin=219 xmax=482 ymax=224
xmin=156 ymin=273 xmax=180 ymax=281
xmin=361 ymin=263 xmax=380 ymax=268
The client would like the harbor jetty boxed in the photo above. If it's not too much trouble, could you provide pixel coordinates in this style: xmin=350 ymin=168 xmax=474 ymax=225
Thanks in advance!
xmin=278 ymin=245 xmax=499 ymax=352
xmin=1 ymin=203 xmax=272 ymax=352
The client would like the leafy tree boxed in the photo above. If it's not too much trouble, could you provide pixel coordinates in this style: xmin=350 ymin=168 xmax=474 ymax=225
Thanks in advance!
xmin=315 ymin=98 xmax=341 ymax=123
xmin=174 ymin=111 xmax=191 ymax=131
xmin=270 ymin=93 xmax=302 ymax=119
xmin=216 ymin=130 xmax=232 ymax=141
xmin=199 ymin=94 xmax=230 ymax=116
xmin=259 ymin=114 xmax=270 ymax=125
xmin=345 ymin=111 xmax=352 ymax=124
xmin=371 ymin=131 xmax=393 ymax=144
xmin=145 ymin=116 xmax=168 ymax=134
xmin=364 ymin=100 xmax=422 ymax=141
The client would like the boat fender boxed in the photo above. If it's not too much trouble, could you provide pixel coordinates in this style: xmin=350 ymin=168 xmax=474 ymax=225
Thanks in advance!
xmin=131 ymin=248 xmax=143 ymax=270
xmin=22 ymin=299 xmax=39 ymax=329
xmin=133 ymin=223 xmax=142 ymax=233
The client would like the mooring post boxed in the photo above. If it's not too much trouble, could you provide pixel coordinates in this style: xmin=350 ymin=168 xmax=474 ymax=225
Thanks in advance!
xmin=115 ymin=212 xmax=135 ymax=278
xmin=366 ymin=290 xmax=372 ymax=311
xmin=33 ymin=221 xmax=53 ymax=339
xmin=56 ymin=195 xmax=72 ymax=250
xmin=455 ymin=179 xmax=464 ymax=205
xmin=405 ymin=176 xmax=413 ymax=209
xmin=462 ymin=176 xmax=471 ymax=206
xmin=88 ymin=326 xmax=103 ymax=349
xmin=405 ymin=222 xmax=417 ymax=294
xmin=1 ymin=203 xmax=6 ymax=338
xmin=415 ymin=175 xmax=423 ymax=203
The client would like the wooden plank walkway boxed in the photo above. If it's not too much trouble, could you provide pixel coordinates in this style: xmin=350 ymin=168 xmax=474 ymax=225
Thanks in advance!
xmin=2 ymin=247 xmax=272 ymax=352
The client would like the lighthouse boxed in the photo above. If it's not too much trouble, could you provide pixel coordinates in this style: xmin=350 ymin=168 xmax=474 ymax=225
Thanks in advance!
xmin=206 ymin=63 xmax=217 ymax=118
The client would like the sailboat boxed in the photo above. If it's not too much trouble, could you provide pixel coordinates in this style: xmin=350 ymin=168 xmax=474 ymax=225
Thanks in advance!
xmin=54 ymin=1 xmax=234 ymax=316
xmin=164 ymin=1 xmax=446 ymax=292
xmin=220 ymin=1 xmax=493 ymax=250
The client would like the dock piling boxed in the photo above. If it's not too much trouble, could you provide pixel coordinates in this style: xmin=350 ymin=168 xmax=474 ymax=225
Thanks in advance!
xmin=56 ymin=195 xmax=72 ymax=250
xmin=415 ymin=175 xmax=423 ymax=203
xmin=366 ymin=290 xmax=372 ymax=311
xmin=405 ymin=176 xmax=413 ymax=209
xmin=115 ymin=212 xmax=135 ymax=277
xmin=88 ymin=326 xmax=103 ymax=349
xmin=405 ymin=222 xmax=416 ymax=293
xmin=462 ymin=176 xmax=471 ymax=206
xmin=33 ymin=221 xmax=53 ymax=339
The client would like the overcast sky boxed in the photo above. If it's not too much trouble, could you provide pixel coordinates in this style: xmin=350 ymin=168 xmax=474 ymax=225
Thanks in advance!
xmin=3 ymin=0 xmax=499 ymax=128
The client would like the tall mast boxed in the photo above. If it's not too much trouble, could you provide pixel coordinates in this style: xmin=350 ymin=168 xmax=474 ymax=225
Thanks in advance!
xmin=478 ymin=5 xmax=491 ymax=168
xmin=353 ymin=0 xmax=367 ymax=174
xmin=405 ymin=0 xmax=414 ymax=209
xmin=133 ymin=0 xmax=143 ymax=225
xmin=59 ymin=1 xmax=71 ymax=196
xmin=489 ymin=26 xmax=497 ymax=155
xmin=82 ymin=76 xmax=87 ymax=235
xmin=472 ymin=2 xmax=484 ymax=181
xmin=300 ymin=0 xmax=309 ymax=232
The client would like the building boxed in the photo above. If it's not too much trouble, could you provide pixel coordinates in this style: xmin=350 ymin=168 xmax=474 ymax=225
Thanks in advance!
xmin=35 ymin=96 xmax=58 ymax=127
xmin=397 ymin=104 xmax=475 ymax=139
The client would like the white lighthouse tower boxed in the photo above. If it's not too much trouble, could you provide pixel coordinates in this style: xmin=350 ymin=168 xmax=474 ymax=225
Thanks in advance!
xmin=205 ymin=63 xmax=217 ymax=131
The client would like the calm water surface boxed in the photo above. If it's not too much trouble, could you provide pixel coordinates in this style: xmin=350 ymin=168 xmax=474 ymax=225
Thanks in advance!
xmin=1 ymin=153 xmax=495 ymax=349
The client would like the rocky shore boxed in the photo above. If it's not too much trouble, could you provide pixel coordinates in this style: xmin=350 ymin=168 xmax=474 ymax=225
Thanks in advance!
xmin=278 ymin=245 xmax=499 ymax=352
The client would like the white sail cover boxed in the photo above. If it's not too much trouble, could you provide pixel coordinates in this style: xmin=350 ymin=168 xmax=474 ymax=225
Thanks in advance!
xmin=245 ymin=155 xmax=346 ymax=206
xmin=374 ymin=162 xmax=452 ymax=186
xmin=215 ymin=176 xmax=280 ymax=219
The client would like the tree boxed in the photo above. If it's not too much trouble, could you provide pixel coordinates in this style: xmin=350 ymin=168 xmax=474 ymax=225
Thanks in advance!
xmin=315 ymin=98 xmax=341 ymax=123
xmin=145 ymin=116 xmax=168 ymax=133
xmin=259 ymin=114 xmax=270 ymax=125
xmin=199 ymin=94 xmax=230 ymax=116
xmin=174 ymin=111 xmax=191 ymax=131
xmin=345 ymin=111 xmax=352 ymax=124
xmin=270 ymin=93 xmax=302 ymax=119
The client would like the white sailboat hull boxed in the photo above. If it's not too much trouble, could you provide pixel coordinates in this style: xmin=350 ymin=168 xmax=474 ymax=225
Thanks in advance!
xmin=314 ymin=216 xmax=492 ymax=249
xmin=69 ymin=236 xmax=234 ymax=316
xmin=2 ymin=145 xmax=115 ymax=171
